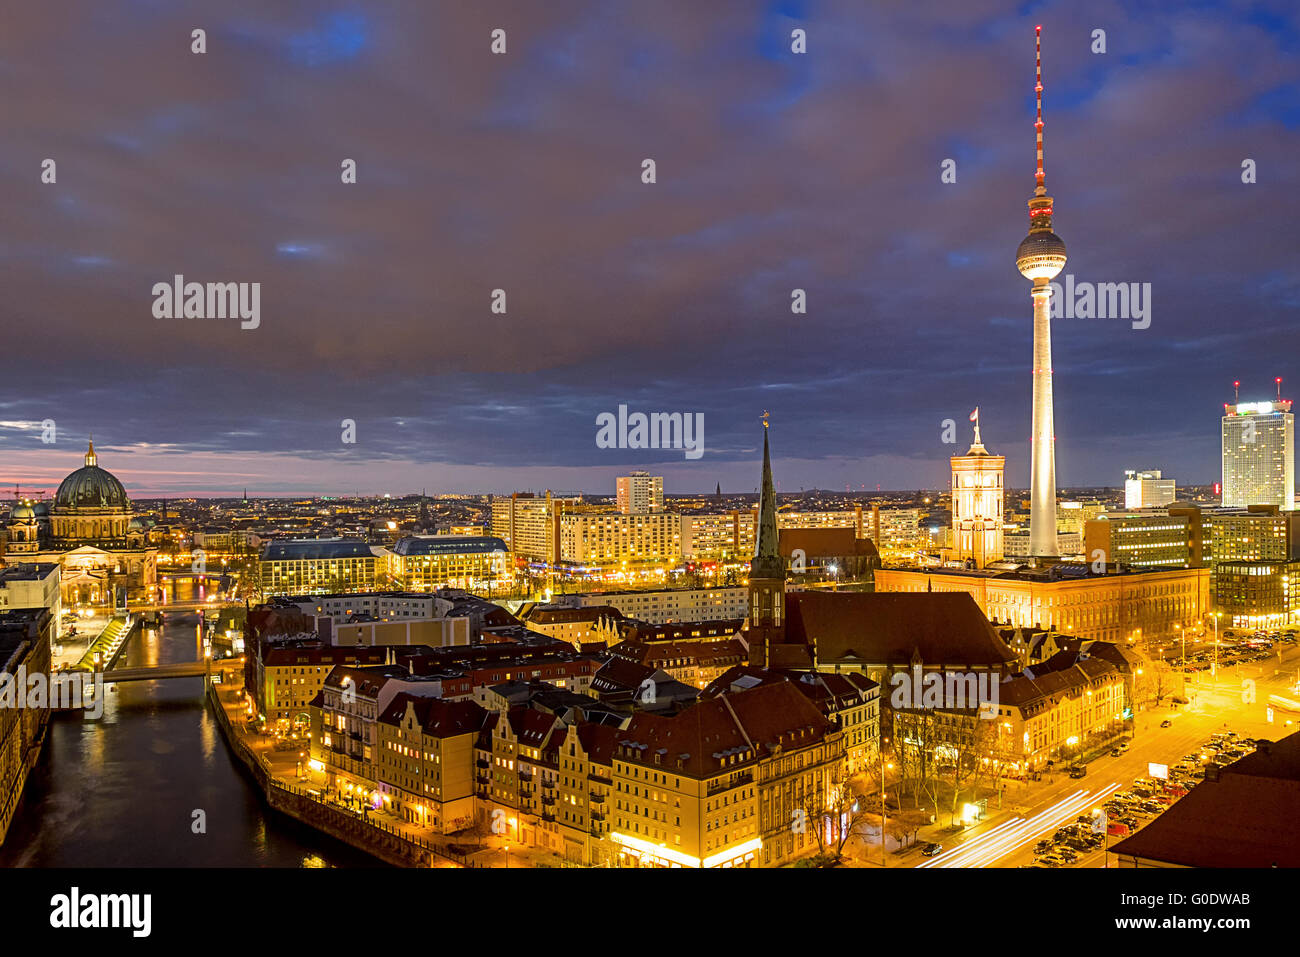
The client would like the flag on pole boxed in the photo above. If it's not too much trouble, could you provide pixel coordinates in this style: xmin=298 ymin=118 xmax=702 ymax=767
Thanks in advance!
xmin=970 ymin=407 xmax=979 ymax=422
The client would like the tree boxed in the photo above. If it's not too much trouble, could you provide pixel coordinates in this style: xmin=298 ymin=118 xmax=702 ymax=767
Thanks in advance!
xmin=800 ymin=765 xmax=877 ymax=862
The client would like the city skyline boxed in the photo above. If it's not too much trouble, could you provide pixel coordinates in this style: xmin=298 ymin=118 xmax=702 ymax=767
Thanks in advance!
xmin=1 ymin=2 xmax=1296 ymax=495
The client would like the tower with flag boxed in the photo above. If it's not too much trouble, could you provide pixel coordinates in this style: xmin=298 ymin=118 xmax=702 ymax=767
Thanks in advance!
xmin=951 ymin=408 xmax=1005 ymax=569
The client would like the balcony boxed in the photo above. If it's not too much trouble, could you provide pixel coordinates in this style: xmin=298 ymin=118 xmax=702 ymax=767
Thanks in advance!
xmin=589 ymin=793 xmax=605 ymax=804
xmin=541 ymin=778 xmax=555 ymax=790
xmin=590 ymin=809 xmax=605 ymax=821
xmin=541 ymin=795 xmax=555 ymax=807
xmin=476 ymin=758 xmax=489 ymax=769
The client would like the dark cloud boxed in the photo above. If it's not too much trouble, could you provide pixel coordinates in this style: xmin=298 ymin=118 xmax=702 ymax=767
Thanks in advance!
xmin=0 ymin=0 xmax=1296 ymax=494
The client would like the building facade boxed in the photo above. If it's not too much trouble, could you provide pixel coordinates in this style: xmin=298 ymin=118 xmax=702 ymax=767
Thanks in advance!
xmin=1222 ymin=399 xmax=1294 ymax=509
xmin=4 ymin=443 xmax=157 ymax=608
xmin=616 ymin=472 xmax=664 ymax=514
xmin=950 ymin=421 xmax=1005 ymax=569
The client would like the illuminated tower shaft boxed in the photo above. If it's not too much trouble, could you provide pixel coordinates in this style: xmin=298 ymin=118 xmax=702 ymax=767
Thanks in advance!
xmin=1029 ymin=280 xmax=1057 ymax=557
xmin=1016 ymin=26 xmax=1067 ymax=558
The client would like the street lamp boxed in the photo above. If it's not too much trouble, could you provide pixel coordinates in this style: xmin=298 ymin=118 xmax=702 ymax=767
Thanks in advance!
xmin=880 ymin=760 xmax=894 ymax=867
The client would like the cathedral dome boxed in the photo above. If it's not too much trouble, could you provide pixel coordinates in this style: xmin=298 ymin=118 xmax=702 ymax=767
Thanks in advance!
xmin=9 ymin=503 xmax=34 ymax=521
xmin=55 ymin=441 xmax=129 ymax=511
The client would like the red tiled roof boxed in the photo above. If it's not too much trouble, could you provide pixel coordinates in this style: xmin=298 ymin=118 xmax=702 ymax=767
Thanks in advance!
xmin=617 ymin=681 xmax=831 ymax=779
xmin=785 ymin=591 xmax=1017 ymax=669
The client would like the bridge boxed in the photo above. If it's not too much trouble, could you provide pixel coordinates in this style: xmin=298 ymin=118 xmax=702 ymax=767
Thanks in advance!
xmin=100 ymin=658 xmax=242 ymax=684
xmin=129 ymin=600 xmax=239 ymax=613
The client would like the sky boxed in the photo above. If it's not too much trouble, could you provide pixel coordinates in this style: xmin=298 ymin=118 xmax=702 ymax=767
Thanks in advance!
xmin=1 ymin=0 xmax=1297 ymax=498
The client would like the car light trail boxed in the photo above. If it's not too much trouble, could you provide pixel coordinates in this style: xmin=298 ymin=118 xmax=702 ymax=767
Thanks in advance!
xmin=918 ymin=782 xmax=1120 ymax=868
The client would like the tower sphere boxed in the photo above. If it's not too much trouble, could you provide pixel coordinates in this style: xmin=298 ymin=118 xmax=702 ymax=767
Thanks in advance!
xmin=1016 ymin=229 xmax=1067 ymax=281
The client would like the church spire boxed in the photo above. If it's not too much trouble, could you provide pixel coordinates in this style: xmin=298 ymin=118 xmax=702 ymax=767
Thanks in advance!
xmin=85 ymin=436 xmax=97 ymax=468
xmin=751 ymin=412 xmax=783 ymax=581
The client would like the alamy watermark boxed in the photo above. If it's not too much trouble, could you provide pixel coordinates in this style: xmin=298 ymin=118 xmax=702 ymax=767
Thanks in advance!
xmin=0 ymin=667 xmax=104 ymax=718
xmin=152 ymin=274 xmax=260 ymax=329
xmin=595 ymin=405 xmax=703 ymax=460
xmin=889 ymin=666 xmax=998 ymax=719
xmin=1048 ymin=274 xmax=1150 ymax=330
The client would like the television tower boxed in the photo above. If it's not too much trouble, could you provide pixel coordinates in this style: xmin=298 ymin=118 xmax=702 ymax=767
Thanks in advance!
xmin=1015 ymin=25 xmax=1067 ymax=559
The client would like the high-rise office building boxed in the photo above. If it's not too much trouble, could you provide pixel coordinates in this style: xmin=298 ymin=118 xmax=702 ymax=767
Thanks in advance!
xmin=615 ymin=472 xmax=663 ymax=514
xmin=1222 ymin=396 xmax=1294 ymax=509
xmin=1124 ymin=470 xmax=1176 ymax=509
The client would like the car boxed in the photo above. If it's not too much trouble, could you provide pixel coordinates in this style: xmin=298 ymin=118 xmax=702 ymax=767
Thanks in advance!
xmin=1160 ymin=719 xmax=1173 ymax=728
xmin=1109 ymin=748 xmax=1122 ymax=757
xmin=1068 ymin=765 xmax=1087 ymax=779
xmin=1064 ymin=837 xmax=1091 ymax=851
xmin=1037 ymin=854 xmax=1066 ymax=867
xmin=1034 ymin=840 xmax=1053 ymax=855
xmin=1107 ymin=822 xmax=1130 ymax=837
xmin=1056 ymin=847 xmax=1079 ymax=862
xmin=1077 ymin=815 xmax=1093 ymax=825
xmin=921 ymin=843 xmax=943 ymax=857
xmin=1118 ymin=742 xmax=1131 ymax=752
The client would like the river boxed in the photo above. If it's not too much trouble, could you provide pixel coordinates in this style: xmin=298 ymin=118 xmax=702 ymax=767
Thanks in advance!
xmin=0 ymin=586 xmax=381 ymax=868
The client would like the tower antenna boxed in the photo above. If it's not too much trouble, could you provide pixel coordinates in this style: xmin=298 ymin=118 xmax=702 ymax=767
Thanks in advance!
xmin=1277 ymin=377 xmax=1283 ymax=401
xmin=1234 ymin=380 xmax=1240 ymax=402
xmin=1035 ymin=25 xmax=1045 ymax=193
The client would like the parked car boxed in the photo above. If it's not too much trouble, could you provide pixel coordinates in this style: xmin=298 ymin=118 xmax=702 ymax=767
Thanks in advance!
xmin=1034 ymin=840 xmax=1053 ymax=855
xmin=921 ymin=843 xmax=943 ymax=857
xmin=1068 ymin=765 xmax=1087 ymax=779
xmin=1109 ymin=748 xmax=1122 ymax=757
xmin=1107 ymin=822 xmax=1130 ymax=837
xmin=1160 ymin=719 xmax=1173 ymax=728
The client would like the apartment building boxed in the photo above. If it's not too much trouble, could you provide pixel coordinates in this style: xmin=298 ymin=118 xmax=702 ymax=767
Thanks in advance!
xmin=991 ymin=657 xmax=1128 ymax=771
xmin=490 ymin=492 xmax=581 ymax=564
xmin=559 ymin=510 xmax=680 ymax=565
xmin=376 ymin=694 xmax=485 ymax=833
xmin=616 ymin=472 xmax=664 ymax=514
xmin=557 ymin=586 xmax=747 ymax=624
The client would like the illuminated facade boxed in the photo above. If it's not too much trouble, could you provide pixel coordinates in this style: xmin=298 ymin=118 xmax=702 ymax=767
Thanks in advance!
xmin=556 ymin=586 xmax=747 ymax=624
xmin=258 ymin=539 xmax=381 ymax=596
xmin=1222 ymin=398 xmax=1294 ymax=509
xmin=875 ymin=564 xmax=1211 ymax=646
xmin=1125 ymin=470 xmax=1176 ymax=509
xmin=616 ymin=472 xmax=663 ymax=514
xmin=950 ymin=416 xmax=1005 ymax=568
xmin=1083 ymin=510 xmax=1202 ymax=570
xmin=490 ymin=492 xmax=581 ymax=564
xmin=1214 ymin=560 xmax=1300 ymax=628
xmin=1014 ymin=27 xmax=1068 ymax=559
xmin=386 ymin=535 xmax=511 ymax=591
xmin=559 ymin=511 xmax=680 ymax=565
xmin=4 ymin=442 xmax=157 ymax=608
